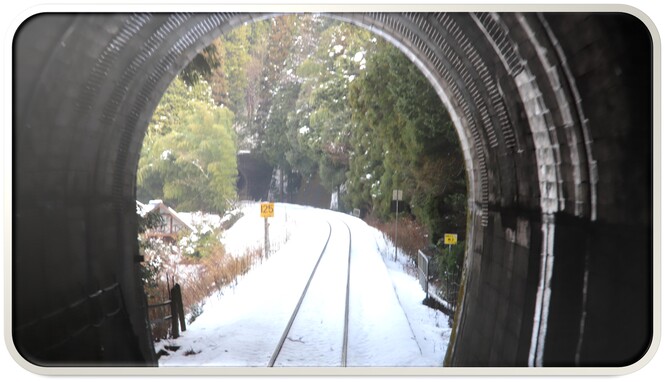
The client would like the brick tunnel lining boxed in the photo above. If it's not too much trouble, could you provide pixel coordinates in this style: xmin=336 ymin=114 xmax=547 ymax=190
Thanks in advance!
xmin=12 ymin=12 xmax=653 ymax=367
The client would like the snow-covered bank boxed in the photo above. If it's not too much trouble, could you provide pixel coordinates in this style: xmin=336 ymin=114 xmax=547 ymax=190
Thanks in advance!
xmin=156 ymin=202 xmax=451 ymax=367
xmin=219 ymin=201 xmax=303 ymax=258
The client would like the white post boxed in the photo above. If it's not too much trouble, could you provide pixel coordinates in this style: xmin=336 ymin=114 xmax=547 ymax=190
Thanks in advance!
xmin=394 ymin=199 xmax=399 ymax=261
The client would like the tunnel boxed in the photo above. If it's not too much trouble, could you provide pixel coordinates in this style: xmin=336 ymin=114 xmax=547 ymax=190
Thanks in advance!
xmin=12 ymin=10 xmax=654 ymax=368
xmin=236 ymin=152 xmax=273 ymax=202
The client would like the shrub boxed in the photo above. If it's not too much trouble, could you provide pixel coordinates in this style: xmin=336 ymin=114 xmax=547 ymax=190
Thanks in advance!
xmin=365 ymin=214 xmax=429 ymax=263
xmin=430 ymin=240 xmax=464 ymax=305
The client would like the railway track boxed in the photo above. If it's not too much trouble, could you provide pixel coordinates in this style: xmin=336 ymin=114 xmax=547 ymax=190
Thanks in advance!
xmin=268 ymin=218 xmax=352 ymax=367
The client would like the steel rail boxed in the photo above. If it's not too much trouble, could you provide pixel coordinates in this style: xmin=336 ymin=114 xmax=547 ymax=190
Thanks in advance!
xmin=268 ymin=218 xmax=353 ymax=367
xmin=340 ymin=220 xmax=352 ymax=367
xmin=267 ymin=221 xmax=333 ymax=367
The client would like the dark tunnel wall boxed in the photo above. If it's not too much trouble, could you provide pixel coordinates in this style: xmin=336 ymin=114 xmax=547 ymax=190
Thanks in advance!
xmin=12 ymin=11 xmax=653 ymax=368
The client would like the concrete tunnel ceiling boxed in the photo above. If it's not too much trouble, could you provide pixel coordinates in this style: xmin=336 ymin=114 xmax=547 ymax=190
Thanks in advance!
xmin=13 ymin=10 xmax=654 ymax=368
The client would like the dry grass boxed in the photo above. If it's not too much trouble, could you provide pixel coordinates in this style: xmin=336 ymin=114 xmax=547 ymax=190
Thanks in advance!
xmin=147 ymin=214 xmax=430 ymax=341
xmin=180 ymin=246 xmax=264 ymax=314
xmin=146 ymin=244 xmax=265 ymax=341
xmin=365 ymin=215 xmax=430 ymax=263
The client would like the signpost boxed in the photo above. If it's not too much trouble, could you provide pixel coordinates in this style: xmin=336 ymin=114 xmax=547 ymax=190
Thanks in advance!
xmin=392 ymin=189 xmax=403 ymax=203
xmin=444 ymin=233 xmax=458 ymax=256
xmin=261 ymin=203 xmax=274 ymax=255
xmin=392 ymin=190 xmax=403 ymax=261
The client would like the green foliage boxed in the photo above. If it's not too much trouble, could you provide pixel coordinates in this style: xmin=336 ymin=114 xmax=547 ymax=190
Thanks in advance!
xmin=181 ymin=44 xmax=222 ymax=86
xmin=434 ymin=240 xmax=464 ymax=278
xmin=138 ymin=210 xmax=164 ymax=236
xmin=248 ymin=16 xmax=373 ymax=198
xmin=220 ymin=17 xmax=467 ymax=241
xmin=430 ymin=239 xmax=464 ymax=305
xmin=181 ymin=229 xmax=222 ymax=259
xmin=297 ymin=23 xmax=376 ymax=190
xmin=136 ymin=16 xmax=470 ymax=324
xmin=181 ymin=21 xmax=272 ymax=150
xmin=141 ymin=15 xmax=466 ymax=246
xmin=137 ymin=76 xmax=238 ymax=213
xmin=261 ymin=81 xmax=302 ymax=170
xmin=137 ymin=210 xmax=165 ymax=292
xmin=346 ymin=39 xmax=467 ymax=242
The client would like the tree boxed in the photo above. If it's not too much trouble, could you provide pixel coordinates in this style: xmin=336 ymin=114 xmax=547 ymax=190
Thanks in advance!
xmin=347 ymin=39 xmax=467 ymax=241
xmin=180 ymin=44 xmax=222 ymax=87
xmin=247 ymin=15 xmax=334 ymax=199
xmin=180 ymin=22 xmax=271 ymax=150
xmin=289 ymin=21 xmax=376 ymax=199
xmin=137 ymin=76 xmax=238 ymax=213
xmin=151 ymin=17 xmax=467 ymax=243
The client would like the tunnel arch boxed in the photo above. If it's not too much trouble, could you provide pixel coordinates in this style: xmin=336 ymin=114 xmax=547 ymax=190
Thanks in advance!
xmin=13 ymin=10 xmax=653 ymax=368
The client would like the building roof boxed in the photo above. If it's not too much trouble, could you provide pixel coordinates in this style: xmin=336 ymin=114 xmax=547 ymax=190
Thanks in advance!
xmin=137 ymin=199 xmax=197 ymax=232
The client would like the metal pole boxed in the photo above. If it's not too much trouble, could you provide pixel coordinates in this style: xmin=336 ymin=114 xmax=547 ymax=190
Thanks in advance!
xmin=264 ymin=217 xmax=270 ymax=257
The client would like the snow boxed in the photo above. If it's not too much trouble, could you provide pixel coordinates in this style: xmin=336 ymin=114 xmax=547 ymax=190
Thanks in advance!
xmin=160 ymin=149 xmax=172 ymax=161
xmin=219 ymin=202 xmax=297 ymax=257
xmin=330 ymin=190 xmax=339 ymax=210
xmin=154 ymin=202 xmax=451 ymax=368
xmin=353 ymin=51 xmax=364 ymax=62
xmin=178 ymin=211 xmax=223 ymax=233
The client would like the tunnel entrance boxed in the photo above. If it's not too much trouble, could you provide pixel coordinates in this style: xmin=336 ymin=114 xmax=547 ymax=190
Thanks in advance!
xmin=13 ymin=10 xmax=654 ymax=369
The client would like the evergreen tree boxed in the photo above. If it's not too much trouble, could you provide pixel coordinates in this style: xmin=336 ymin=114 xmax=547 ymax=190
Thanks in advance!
xmin=347 ymin=39 xmax=466 ymax=241
xmin=292 ymin=21 xmax=376 ymax=198
xmin=140 ymin=16 xmax=467 ymax=242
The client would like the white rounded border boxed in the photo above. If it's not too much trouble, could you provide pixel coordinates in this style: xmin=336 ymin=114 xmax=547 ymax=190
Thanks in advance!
xmin=1 ymin=1 xmax=661 ymax=381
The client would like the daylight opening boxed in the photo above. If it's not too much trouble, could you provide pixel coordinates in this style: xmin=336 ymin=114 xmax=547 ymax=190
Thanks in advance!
xmin=135 ymin=14 xmax=468 ymax=367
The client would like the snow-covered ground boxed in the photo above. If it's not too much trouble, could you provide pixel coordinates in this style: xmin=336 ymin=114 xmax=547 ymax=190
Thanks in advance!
xmin=155 ymin=202 xmax=451 ymax=368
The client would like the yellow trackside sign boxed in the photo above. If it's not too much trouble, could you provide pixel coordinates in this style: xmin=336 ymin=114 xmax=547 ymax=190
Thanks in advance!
xmin=444 ymin=233 xmax=458 ymax=245
xmin=260 ymin=202 xmax=274 ymax=218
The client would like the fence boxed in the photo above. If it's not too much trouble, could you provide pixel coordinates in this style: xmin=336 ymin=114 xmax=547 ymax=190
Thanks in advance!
xmin=418 ymin=249 xmax=461 ymax=318
xmin=417 ymin=250 xmax=430 ymax=300
xmin=147 ymin=283 xmax=186 ymax=339
xmin=439 ymin=263 xmax=461 ymax=314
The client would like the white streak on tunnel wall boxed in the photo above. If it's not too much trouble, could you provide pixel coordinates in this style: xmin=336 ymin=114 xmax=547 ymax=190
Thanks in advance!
xmin=471 ymin=12 xmax=563 ymax=366
xmin=535 ymin=13 xmax=599 ymax=363
xmin=512 ymin=20 xmax=560 ymax=366
xmin=537 ymin=13 xmax=598 ymax=222
xmin=517 ymin=16 xmax=566 ymax=217
xmin=575 ymin=250 xmax=591 ymax=365
xmin=516 ymin=67 xmax=559 ymax=368
xmin=529 ymin=215 xmax=556 ymax=366
xmin=519 ymin=14 xmax=599 ymax=366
